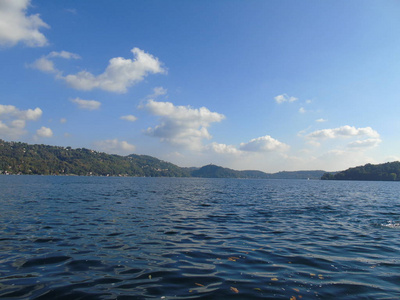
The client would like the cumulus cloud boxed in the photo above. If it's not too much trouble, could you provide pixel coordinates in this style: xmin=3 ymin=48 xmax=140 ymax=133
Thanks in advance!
xmin=239 ymin=135 xmax=289 ymax=152
xmin=35 ymin=126 xmax=53 ymax=138
xmin=299 ymin=107 xmax=306 ymax=114
xmin=274 ymin=94 xmax=298 ymax=104
xmin=0 ymin=0 xmax=49 ymax=47
xmin=307 ymin=125 xmax=379 ymax=140
xmin=120 ymin=115 xmax=137 ymax=122
xmin=205 ymin=142 xmax=241 ymax=155
xmin=93 ymin=139 xmax=136 ymax=155
xmin=0 ymin=104 xmax=42 ymax=121
xmin=0 ymin=105 xmax=43 ymax=139
xmin=347 ymin=138 xmax=382 ymax=148
xmin=63 ymin=48 xmax=166 ymax=93
xmin=142 ymin=100 xmax=225 ymax=149
xmin=71 ymin=98 xmax=101 ymax=110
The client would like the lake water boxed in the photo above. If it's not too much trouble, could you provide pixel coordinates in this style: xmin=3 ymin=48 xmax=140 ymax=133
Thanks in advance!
xmin=0 ymin=176 xmax=399 ymax=299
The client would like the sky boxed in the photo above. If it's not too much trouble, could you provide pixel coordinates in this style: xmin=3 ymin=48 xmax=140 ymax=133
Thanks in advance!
xmin=1 ymin=0 xmax=400 ymax=173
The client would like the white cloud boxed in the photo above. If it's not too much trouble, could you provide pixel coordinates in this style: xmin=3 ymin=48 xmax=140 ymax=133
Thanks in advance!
xmin=0 ymin=104 xmax=43 ymax=139
xmin=0 ymin=120 xmax=25 ymax=139
xmin=64 ymin=8 xmax=77 ymax=15
xmin=120 ymin=115 xmax=137 ymax=122
xmin=29 ymin=50 xmax=81 ymax=74
xmin=30 ymin=57 xmax=56 ymax=73
xmin=316 ymin=118 xmax=327 ymax=123
xmin=48 ymin=51 xmax=81 ymax=59
xmin=0 ymin=104 xmax=42 ymax=120
xmin=148 ymin=86 xmax=167 ymax=99
xmin=385 ymin=155 xmax=400 ymax=162
xmin=347 ymin=138 xmax=382 ymax=148
xmin=299 ymin=107 xmax=306 ymax=114
xmin=0 ymin=0 xmax=49 ymax=47
xmin=63 ymin=48 xmax=166 ymax=93
xmin=35 ymin=126 xmax=53 ymax=138
xmin=239 ymin=135 xmax=289 ymax=152
xmin=142 ymin=100 xmax=225 ymax=149
xmin=205 ymin=142 xmax=241 ymax=155
xmin=307 ymin=125 xmax=379 ymax=140
xmin=93 ymin=139 xmax=136 ymax=155
xmin=274 ymin=94 xmax=298 ymax=104
xmin=71 ymin=98 xmax=101 ymax=110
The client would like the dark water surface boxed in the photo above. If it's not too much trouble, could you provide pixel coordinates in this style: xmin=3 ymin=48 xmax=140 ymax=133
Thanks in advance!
xmin=0 ymin=176 xmax=399 ymax=299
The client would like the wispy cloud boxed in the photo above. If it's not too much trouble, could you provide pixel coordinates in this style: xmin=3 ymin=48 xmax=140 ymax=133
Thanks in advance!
xmin=29 ymin=50 xmax=81 ymax=75
xmin=274 ymin=94 xmax=298 ymax=104
xmin=120 ymin=115 xmax=137 ymax=122
xmin=93 ymin=139 xmax=136 ymax=155
xmin=347 ymin=138 xmax=381 ymax=148
xmin=71 ymin=98 xmax=101 ymax=110
xmin=316 ymin=118 xmax=327 ymax=123
xmin=306 ymin=125 xmax=379 ymax=140
xmin=147 ymin=87 xmax=167 ymax=99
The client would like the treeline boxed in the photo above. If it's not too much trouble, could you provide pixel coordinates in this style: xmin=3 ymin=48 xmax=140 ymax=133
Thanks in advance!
xmin=321 ymin=161 xmax=400 ymax=181
xmin=190 ymin=164 xmax=325 ymax=179
xmin=0 ymin=140 xmax=189 ymax=177
xmin=0 ymin=139 xmax=326 ymax=179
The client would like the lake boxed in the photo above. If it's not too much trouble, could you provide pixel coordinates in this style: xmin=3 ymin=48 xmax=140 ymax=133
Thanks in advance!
xmin=0 ymin=176 xmax=399 ymax=299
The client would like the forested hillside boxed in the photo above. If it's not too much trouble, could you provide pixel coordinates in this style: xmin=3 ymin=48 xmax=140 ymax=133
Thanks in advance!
xmin=321 ymin=161 xmax=400 ymax=181
xmin=0 ymin=140 xmax=326 ymax=179
xmin=0 ymin=140 xmax=189 ymax=177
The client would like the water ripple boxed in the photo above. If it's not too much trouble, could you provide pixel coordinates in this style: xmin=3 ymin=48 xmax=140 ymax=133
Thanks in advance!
xmin=0 ymin=177 xmax=400 ymax=299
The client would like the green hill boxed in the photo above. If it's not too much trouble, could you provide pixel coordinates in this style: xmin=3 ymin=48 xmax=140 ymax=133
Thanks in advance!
xmin=321 ymin=161 xmax=400 ymax=181
xmin=0 ymin=139 xmax=326 ymax=179
xmin=190 ymin=164 xmax=244 ymax=178
xmin=0 ymin=139 xmax=189 ymax=177
xmin=190 ymin=164 xmax=324 ymax=179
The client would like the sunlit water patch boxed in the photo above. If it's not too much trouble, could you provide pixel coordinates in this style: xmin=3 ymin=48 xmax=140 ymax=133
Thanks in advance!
xmin=0 ymin=176 xmax=399 ymax=299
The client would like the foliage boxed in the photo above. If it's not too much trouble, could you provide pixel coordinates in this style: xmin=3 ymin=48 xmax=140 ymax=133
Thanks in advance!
xmin=0 ymin=139 xmax=189 ymax=177
xmin=0 ymin=139 xmax=327 ymax=179
xmin=321 ymin=161 xmax=400 ymax=181
xmin=191 ymin=164 xmax=243 ymax=178
xmin=190 ymin=164 xmax=325 ymax=179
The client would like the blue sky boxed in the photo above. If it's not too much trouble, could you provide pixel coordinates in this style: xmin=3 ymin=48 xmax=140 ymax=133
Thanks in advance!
xmin=1 ymin=0 xmax=400 ymax=172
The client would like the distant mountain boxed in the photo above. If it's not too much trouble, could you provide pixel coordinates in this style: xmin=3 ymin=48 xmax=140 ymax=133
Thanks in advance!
xmin=321 ymin=161 xmax=400 ymax=181
xmin=191 ymin=164 xmax=243 ymax=178
xmin=190 ymin=164 xmax=325 ymax=180
xmin=269 ymin=170 xmax=326 ymax=180
xmin=0 ymin=139 xmax=326 ymax=179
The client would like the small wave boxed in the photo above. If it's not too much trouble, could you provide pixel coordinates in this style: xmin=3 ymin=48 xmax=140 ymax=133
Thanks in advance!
xmin=381 ymin=221 xmax=400 ymax=228
xmin=21 ymin=255 xmax=71 ymax=268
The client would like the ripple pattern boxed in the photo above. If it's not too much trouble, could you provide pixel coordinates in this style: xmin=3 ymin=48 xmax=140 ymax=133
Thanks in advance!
xmin=0 ymin=176 xmax=400 ymax=299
